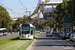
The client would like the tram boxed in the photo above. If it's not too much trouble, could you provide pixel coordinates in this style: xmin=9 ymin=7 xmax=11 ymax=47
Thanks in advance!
xmin=0 ymin=28 xmax=7 ymax=35
xmin=19 ymin=24 xmax=35 ymax=39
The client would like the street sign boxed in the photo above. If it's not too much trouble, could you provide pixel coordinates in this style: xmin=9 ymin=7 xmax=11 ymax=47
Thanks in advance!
xmin=63 ymin=18 xmax=72 ymax=20
xmin=63 ymin=18 xmax=72 ymax=28
xmin=64 ymin=23 xmax=72 ymax=25
xmin=63 ymin=20 xmax=72 ymax=23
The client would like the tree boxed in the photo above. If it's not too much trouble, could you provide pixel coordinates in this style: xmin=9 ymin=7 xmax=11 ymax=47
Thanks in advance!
xmin=0 ymin=6 xmax=10 ymax=28
xmin=45 ymin=17 xmax=56 ymax=27
xmin=53 ymin=0 xmax=75 ymax=29
xmin=33 ymin=18 xmax=41 ymax=26
xmin=23 ymin=15 xmax=28 ymax=23
xmin=14 ymin=17 xmax=23 ymax=29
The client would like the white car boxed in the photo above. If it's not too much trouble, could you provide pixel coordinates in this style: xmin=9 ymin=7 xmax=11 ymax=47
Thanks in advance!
xmin=70 ymin=33 xmax=75 ymax=41
xmin=58 ymin=32 xmax=63 ymax=37
xmin=61 ymin=32 xmax=68 ymax=39
xmin=46 ymin=31 xmax=52 ymax=37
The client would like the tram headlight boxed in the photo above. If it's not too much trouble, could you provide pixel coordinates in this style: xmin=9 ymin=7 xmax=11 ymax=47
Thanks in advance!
xmin=28 ymin=35 xmax=29 ymax=38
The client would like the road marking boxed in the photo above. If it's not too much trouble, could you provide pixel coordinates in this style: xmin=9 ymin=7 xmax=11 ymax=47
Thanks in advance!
xmin=31 ymin=33 xmax=40 ymax=50
xmin=32 ymin=39 xmax=37 ymax=50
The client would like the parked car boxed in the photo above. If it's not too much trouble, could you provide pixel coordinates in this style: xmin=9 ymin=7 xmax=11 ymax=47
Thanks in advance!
xmin=66 ymin=32 xmax=71 ymax=39
xmin=53 ymin=28 xmax=58 ymax=35
xmin=70 ymin=33 xmax=75 ymax=41
xmin=58 ymin=32 xmax=63 ymax=37
xmin=46 ymin=31 xmax=52 ymax=37
xmin=61 ymin=32 xmax=68 ymax=39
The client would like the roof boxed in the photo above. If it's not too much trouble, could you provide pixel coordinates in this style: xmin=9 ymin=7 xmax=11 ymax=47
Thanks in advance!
xmin=0 ymin=28 xmax=7 ymax=31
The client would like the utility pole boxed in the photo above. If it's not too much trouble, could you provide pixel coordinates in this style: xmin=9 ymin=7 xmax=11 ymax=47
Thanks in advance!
xmin=52 ymin=5 xmax=54 ymax=28
xmin=63 ymin=0 xmax=66 ymax=32
xmin=72 ymin=0 xmax=73 ymax=33
xmin=25 ymin=11 xmax=31 ymax=17
xmin=25 ymin=11 xmax=31 ymax=24
xmin=42 ymin=2 xmax=45 ymax=31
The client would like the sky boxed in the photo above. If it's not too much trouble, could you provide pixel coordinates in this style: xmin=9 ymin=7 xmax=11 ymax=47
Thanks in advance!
xmin=0 ymin=0 xmax=62 ymax=18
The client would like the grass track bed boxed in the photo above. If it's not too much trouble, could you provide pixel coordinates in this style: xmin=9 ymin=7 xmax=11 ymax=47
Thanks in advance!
xmin=0 ymin=33 xmax=38 ymax=50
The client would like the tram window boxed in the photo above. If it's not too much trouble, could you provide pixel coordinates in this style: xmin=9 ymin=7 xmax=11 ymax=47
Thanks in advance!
xmin=22 ymin=31 xmax=29 ymax=34
xmin=22 ymin=24 xmax=30 ymax=27
xmin=31 ymin=31 xmax=33 ymax=35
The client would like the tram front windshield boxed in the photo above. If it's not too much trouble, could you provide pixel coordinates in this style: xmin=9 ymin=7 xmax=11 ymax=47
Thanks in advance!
xmin=22 ymin=24 xmax=30 ymax=34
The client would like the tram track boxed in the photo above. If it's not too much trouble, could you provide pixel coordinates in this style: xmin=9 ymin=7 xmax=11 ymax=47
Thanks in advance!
xmin=18 ymin=40 xmax=30 ymax=50
xmin=2 ymin=40 xmax=30 ymax=50
xmin=2 ymin=40 xmax=22 ymax=50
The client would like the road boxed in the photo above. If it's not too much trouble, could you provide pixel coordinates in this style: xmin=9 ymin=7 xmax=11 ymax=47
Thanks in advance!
xmin=0 ymin=32 xmax=19 ymax=40
xmin=32 ymin=32 xmax=75 ymax=50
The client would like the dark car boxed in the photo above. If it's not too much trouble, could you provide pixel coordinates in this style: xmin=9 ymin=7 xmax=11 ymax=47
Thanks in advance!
xmin=61 ymin=32 xmax=68 ymax=39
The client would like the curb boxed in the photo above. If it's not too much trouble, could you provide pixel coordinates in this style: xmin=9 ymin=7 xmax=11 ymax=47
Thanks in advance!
xmin=26 ymin=33 xmax=40 ymax=50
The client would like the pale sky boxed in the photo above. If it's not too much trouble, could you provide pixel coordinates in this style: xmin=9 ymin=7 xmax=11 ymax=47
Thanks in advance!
xmin=0 ymin=0 xmax=62 ymax=18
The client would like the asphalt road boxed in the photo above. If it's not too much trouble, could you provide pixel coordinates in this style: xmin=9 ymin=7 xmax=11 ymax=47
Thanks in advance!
xmin=33 ymin=32 xmax=75 ymax=50
xmin=0 ymin=32 xmax=19 ymax=40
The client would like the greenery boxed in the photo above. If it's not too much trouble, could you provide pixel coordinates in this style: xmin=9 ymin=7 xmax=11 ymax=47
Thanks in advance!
xmin=45 ymin=17 xmax=56 ymax=27
xmin=0 ymin=6 xmax=10 ymax=28
xmin=19 ymin=39 xmax=34 ymax=50
xmin=33 ymin=18 xmax=41 ymax=26
xmin=20 ymin=33 xmax=38 ymax=50
xmin=0 ymin=33 xmax=38 ymax=50
xmin=0 ymin=36 xmax=19 ymax=44
xmin=12 ymin=15 xmax=33 ymax=29
xmin=53 ymin=0 xmax=75 ymax=29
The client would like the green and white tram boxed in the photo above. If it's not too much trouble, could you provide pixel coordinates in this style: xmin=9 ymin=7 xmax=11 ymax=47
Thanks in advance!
xmin=19 ymin=24 xmax=35 ymax=39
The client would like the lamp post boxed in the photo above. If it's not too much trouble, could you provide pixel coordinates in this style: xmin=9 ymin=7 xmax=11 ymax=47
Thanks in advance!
xmin=63 ymin=0 xmax=66 ymax=32
xmin=67 ymin=0 xmax=73 ymax=33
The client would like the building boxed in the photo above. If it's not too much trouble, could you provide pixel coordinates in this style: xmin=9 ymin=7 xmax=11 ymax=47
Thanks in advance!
xmin=44 ymin=8 xmax=53 ymax=19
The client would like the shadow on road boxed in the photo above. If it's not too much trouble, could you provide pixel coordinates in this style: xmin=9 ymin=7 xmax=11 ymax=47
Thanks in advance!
xmin=35 ymin=45 xmax=75 ymax=47
xmin=10 ymin=37 xmax=31 ymax=40
xmin=35 ymin=38 xmax=62 ymax=40
xmin=10 ymin=37 xmax=20 ymax=40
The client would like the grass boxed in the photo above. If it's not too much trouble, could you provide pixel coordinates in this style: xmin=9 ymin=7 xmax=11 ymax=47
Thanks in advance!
xmin=19 ymin=39 xmax=34 ymax=50
xmin=0 ymin=36 xmax=19 ymax=44
xmin=0 ymin=36 xmax=20 ymax=50
xmin=0 ymin=33 xmax=38 ymax=50
xmin=20 ymin=33 xmax=38 ymax=50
